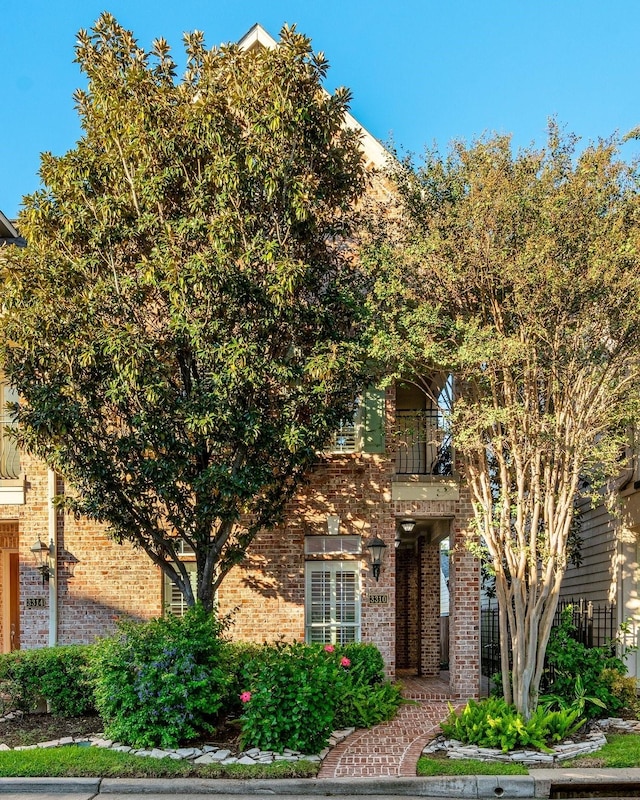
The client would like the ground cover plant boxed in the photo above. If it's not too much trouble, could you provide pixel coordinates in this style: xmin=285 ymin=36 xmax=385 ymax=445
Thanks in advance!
xmin=440 ymin=698 xmax=584 ymax=753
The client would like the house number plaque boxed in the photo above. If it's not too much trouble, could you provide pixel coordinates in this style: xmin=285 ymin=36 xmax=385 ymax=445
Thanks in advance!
xmin=368 ymin=593 xmax=388 ymax=605
xmin=26 ymin=598 xmax=48 ymax=609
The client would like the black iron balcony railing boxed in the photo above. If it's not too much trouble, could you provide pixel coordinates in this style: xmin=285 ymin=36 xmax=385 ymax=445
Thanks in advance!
xmin=0 ymin=423 xmax=20 ymax=480
xmin=395 ymin=409 xmax=452 ymax=475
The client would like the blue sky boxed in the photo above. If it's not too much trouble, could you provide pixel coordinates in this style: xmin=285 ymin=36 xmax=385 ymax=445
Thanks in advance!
xmin=2 ymin=0 xmax=639 ymax=218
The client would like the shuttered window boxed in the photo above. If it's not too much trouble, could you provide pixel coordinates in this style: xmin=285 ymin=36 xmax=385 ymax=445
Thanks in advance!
xmin=305 ymin=562 xmax=360 ymax=644
xmin=328 ymin=387 xmax=386 ymax=455
xmin=163 ymin=564 xmax=197 ymax=617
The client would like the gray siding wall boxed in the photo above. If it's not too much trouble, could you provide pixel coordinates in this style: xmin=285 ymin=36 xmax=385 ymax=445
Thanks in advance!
xmin=560 ymin=500 xmax=618 ymax=606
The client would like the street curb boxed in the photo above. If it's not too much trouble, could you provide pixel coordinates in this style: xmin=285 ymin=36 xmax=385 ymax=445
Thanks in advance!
xmin=4 ymin=770 xmax=640 ymax=798
xmin=101 ymin=776 xmax=536 ymax=797
xmin=0 ymin=776 xmax=101 ymax=793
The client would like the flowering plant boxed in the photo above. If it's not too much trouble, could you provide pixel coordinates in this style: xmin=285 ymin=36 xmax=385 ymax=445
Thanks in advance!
xmin=240 ymin=691 xmax=252 ymax=703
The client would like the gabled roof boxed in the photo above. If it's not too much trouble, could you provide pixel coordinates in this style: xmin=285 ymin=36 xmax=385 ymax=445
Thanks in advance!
xmin=237 ymin=24 xmax=389 ymax=171
xmin=0 ymin=211 xmax=25 ymax=247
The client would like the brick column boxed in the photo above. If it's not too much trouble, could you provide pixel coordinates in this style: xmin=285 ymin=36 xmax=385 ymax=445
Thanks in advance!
xmin=419 ymin=538 xmax=441 ymax=676
xmin=449 ymin=495 xmax=480 ymax=698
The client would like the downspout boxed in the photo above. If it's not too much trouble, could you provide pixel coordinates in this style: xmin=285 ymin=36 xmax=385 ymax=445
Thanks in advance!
xmin=48 ymin=469 xmax=57 ymax=646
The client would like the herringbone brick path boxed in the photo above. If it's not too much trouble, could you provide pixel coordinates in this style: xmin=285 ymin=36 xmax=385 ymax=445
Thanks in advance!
xmin=318 ymin=675 xmax=463 ymax=778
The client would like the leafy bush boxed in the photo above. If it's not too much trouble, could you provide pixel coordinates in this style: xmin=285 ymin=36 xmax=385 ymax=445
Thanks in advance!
xmin=340 ymin=643 xmax=386 ymax=684
xmin=543 ymin=608 xmax=629 ymax=718
xmin=238 ymin=642 xmax=341 ymax=754
xmin=334 ymin=674 xmax=402 ymax=729
xmin=238 ymin=642 xmax=401 ymax=754
xmin=91 ymin=606 xmax=229 ymax=748
xmin=0 ymin=645 xmax=95 ymax=716
xmin=441 ymin=698 xmax=584 ymax=753
xmin=601 ymin=668 xmax=640 ymax=716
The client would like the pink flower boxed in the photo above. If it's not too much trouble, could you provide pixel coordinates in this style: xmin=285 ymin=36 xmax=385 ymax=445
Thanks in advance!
xmin=240 ymin=691 xmax=252 ymax=703
xmin=324 ymin=644 xmax=335 ymax=653
xmin=340 ymin=656 xmax=351 ymax=668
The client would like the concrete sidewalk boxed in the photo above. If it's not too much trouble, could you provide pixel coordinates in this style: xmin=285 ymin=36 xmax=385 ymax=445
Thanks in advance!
xmin=2 ymin=771 xmax=640 ymax=798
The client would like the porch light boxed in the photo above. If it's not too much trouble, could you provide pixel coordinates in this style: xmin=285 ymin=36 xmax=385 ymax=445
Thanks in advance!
xmin=365 ymin=536 xmax=387 ymax=582
xmin=400 ymin=519 xmax=416 ymax=533
xmin=31 ymin=538 xmax=54 ymax=584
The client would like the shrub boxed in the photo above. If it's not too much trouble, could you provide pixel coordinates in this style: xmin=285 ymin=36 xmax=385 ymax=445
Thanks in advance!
xmin=0 ymin=645 xmax=95 ymax=717
xmin=334 ymin=674 xmax=402 ymax=729
xmin=238 ymin=642 xmax=401 ymax=754
xmin=441 ymin=698 xmax=584 ymax=754
xmin=91 ymin=606 xmax=229 ymax=748
xmin=601 ymin=668 xmax=639 ymax=716
xmin=238 ymin=642 xmax=341 ymax=754
xmin=543 ymin=608 xmax=629 ymax=718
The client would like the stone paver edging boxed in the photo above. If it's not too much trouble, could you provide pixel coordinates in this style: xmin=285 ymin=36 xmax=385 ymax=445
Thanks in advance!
xmin=0 ymin=714 xmax=354 ymax=767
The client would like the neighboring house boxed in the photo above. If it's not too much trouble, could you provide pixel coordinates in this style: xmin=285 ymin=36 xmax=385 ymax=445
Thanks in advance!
xmin=559 ymin=446 xmax=640 ymax=684
xmin=0 ymin=25 xmax=481 ymax=700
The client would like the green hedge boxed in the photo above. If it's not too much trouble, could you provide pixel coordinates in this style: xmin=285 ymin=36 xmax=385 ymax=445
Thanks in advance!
xmin=0 ymin=645 xmax=96 ymax=717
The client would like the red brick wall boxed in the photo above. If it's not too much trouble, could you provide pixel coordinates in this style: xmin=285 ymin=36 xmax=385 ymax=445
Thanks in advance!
xmin=420 ymin=539 xmax=441 ymax=677
xmin=218 ymin=447 xmax=397 ymax=673
xmin=15 ymin=453 xmax=162 ymax=649
xmin=8 ymin=386 xmax=481 ymax=696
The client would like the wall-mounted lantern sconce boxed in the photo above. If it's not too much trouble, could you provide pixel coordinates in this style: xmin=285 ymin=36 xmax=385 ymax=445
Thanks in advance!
xmin=327 ymin=514 xmax=340 ymax=536
xmin=365 ymin=536 xmax=387 ymax=582
xmin=31 ymin=538 xmax=54 ymax=584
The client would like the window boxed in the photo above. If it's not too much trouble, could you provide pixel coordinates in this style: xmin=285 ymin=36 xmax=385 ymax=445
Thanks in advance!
xmin=305 ymin=562 xmax=360 ymax=644
xmin=163 ymin=563 xmax=197 ymax=617
xmin=304 ymin=536 xmax=360 ymax=555
xmin=328 ymin=387 xmax=385 ymax=454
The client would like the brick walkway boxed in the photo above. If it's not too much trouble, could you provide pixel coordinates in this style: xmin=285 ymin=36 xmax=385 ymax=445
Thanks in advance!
xmin=318 ymin=674 xmax=463 ymax=778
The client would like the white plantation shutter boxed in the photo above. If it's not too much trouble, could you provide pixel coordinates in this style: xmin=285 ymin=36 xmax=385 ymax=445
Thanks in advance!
xmin=163 ymin=564 xmax=197 ymax=616
xmin=305 ymin=562 xmax=360 ymax=644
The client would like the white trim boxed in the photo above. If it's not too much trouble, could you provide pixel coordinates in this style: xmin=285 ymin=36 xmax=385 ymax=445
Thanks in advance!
xmin=0 ymin=211 xmax=19 ymax=240
xmin=1 ymin=549 xmax=18 ymax=653
xmin=0 ymin=482 xmax=25 ymax=505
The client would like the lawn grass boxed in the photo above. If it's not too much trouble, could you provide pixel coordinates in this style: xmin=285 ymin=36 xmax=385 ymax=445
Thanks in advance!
xmin=0 ymin=745 xmax=319 ymax=779
xmin=417 ymin=755 xmax=528 ymax=776
xmin=563 ymin=733 xmax=640 ymax=769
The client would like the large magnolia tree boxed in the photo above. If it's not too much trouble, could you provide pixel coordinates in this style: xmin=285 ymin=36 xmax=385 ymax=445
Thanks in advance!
xmin=0 ymin=15 xmax=372 ymax=611
xmin=365 ymin=126 xmax=640 ymax=718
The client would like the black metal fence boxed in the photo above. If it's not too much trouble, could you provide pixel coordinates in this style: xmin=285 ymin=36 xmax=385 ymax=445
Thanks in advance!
xmin=481 ymin=599 xmax=617 ymax=681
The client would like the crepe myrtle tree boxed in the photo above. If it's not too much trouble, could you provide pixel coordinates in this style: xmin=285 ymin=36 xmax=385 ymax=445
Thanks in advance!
xmin=364 ymin=125 xmax=640 ymax=718
xmin=0 ymin=14 xmax=373 ymax=612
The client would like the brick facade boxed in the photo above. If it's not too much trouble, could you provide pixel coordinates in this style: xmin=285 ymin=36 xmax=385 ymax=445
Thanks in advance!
xmin=0 ymin=387 xmax=481 ymax=698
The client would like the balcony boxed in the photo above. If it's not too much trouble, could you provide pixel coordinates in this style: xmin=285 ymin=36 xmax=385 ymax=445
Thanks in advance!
xmin=0 ymin=389 xmax=23 ymax=504
xmin=0 ymin=424 xmax=19 ymax=480
xmin=395 ymin=409 xmax=452 ymax=476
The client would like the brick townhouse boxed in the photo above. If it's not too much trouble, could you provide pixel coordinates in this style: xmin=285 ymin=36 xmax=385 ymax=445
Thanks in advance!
xmin=0 ymin=25 xmax=481 ymax=700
